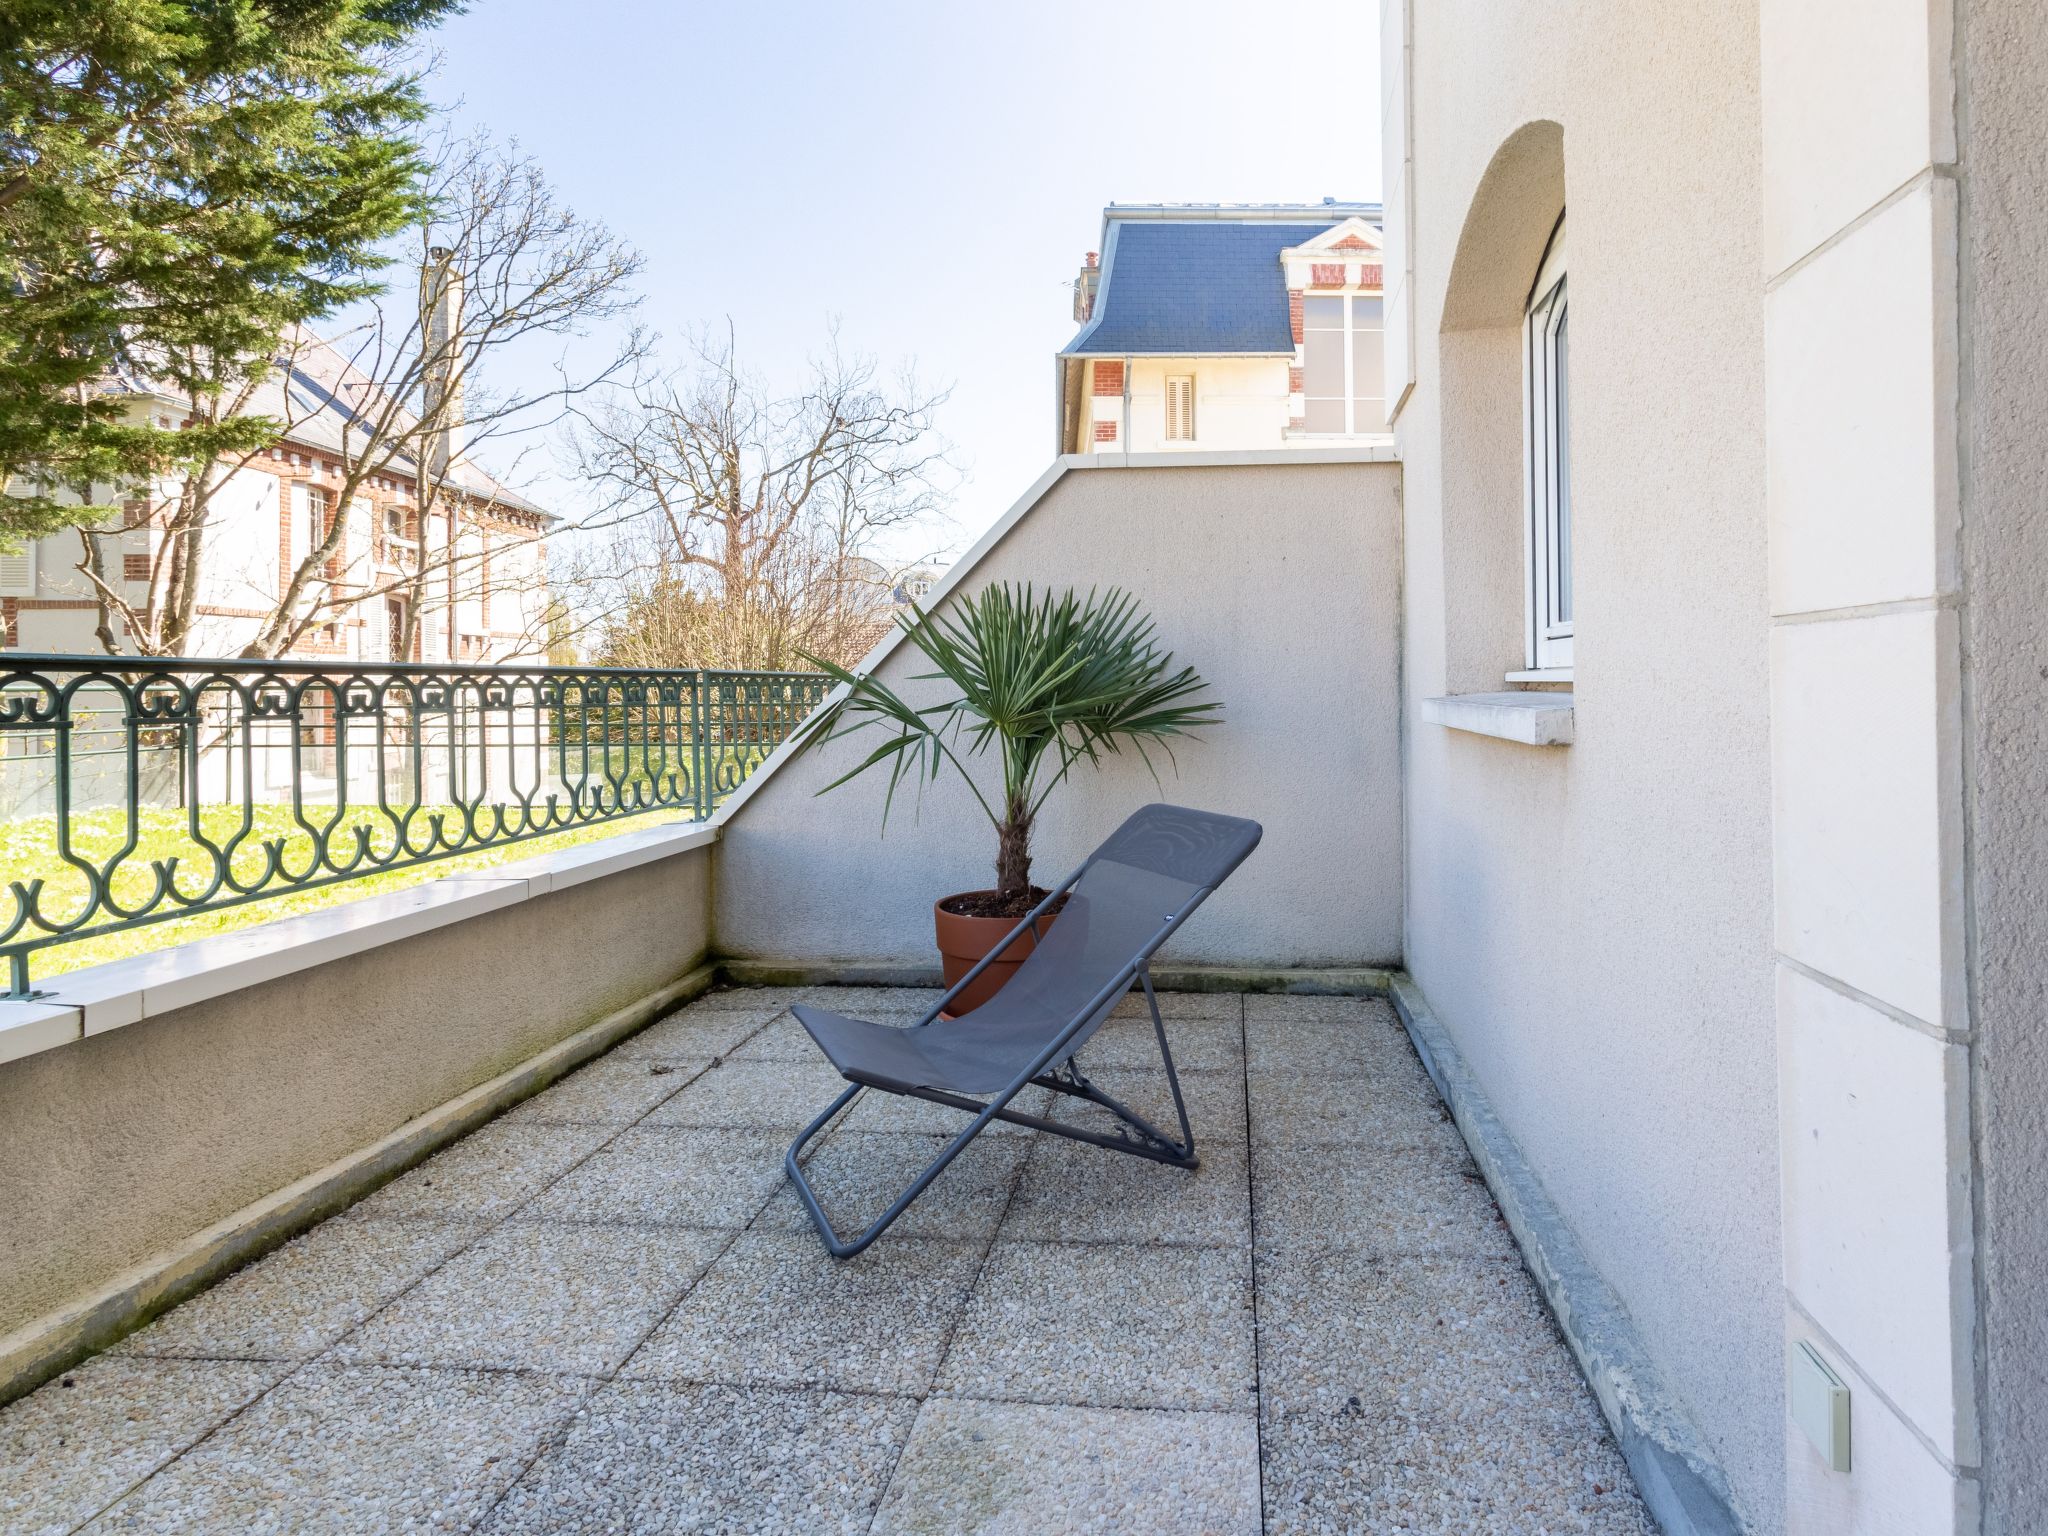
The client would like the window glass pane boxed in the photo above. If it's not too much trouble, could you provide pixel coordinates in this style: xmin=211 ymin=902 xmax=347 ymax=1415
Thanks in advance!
xmin=1303 ymin=397 xmax=1345 ymax=433
xmin=1351 ymin=330 xmax=1383 ymax=413
xmin=1303 ymin=330 xmax=1344 ymax=396
xmin=1349 ymin=295 xmax=1385 ymax=328
xmin=1553 ymin=310 xmax=1571 ymax=621
xmin=1303 ymin=295 xmax=1345 ymax=327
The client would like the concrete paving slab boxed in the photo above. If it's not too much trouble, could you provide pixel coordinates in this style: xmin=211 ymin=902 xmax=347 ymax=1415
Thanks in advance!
xmin=80 ymin=1363 xmax=585 ymax=1535
xmin=1046 ymin=1066 xmax=1248 ymax=1144
xmin=623 ymin=1231 xmax=982 ymax=1397
xmin=332 ymin=1222 xmax=725 ymax=1375
xmin=1255 ymin=1253 xmax=1591 ymax=1423
xmin=935 ymin=1240 xmax=1255 ymax=1412
xmin=353 ymin=1122 xmax=613 ymax=1221
xmin=1244 ymin=994 xmax=1398 ymax=1027
xmin=1108 ymin=991 xmax=1245 ymax=1020
xmin=1002 ymin=1139 xmax=1251 ymax=1249
xmin=1245 ymin=1065 xmax=1458 ymax=1153
xmin=1082 ymin=1012 xmax=1245 ymax=1072
xmin=1251 ymin=1144 xmax=1515 ymax=1261
xmin=501 ymin=1056 xmax=702 ymax=1127
xmin=1245 ymin=1012 xmax=1429 ymax=1079
xmin=112 ymin=1216 xmax=487 ymax=1362
xmin=757 ymin=1131 xmax=1028 ymax=1245
xmin=834 ymin=1082 xmax=1047 ymax=1139
xmin=1260 ymin=1404 xmax=1656 ymax=1536
xmin=0 ymin=1357 xmax=285 ymax=1536
xmin=523 ymin=1126 xmax=790 ymax=1229
xmin=871 ymin=1397 xmax=1261 ymax=1535
xmin=641 ymin=1055 xmax=853 ymax=1133
xmin=609 ymin=1004 xmax=780 ymax=1061
xmin=478 ymin=1380 xmax=917 ymax=1535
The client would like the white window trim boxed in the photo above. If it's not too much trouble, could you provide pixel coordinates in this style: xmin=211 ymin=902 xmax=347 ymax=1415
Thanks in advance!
xmin=1298 ymin=293 xmax=1387 ymax=437
xmin=1522 ymin=218 xmax=1572 ymax=671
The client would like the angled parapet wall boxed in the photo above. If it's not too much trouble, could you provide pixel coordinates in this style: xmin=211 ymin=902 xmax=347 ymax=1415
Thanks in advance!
xmin=712 ymin=451 xmax=1404 ymax=973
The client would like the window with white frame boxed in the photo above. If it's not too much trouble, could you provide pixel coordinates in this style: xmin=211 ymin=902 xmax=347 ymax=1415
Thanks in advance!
xmin=1523 ymin=218 xmax=1571 ymax=670
xmin=1164 ymin=374 xmax=1196 ymax=441
xmin=1300 ymin=294 xmax=1385 ymax=434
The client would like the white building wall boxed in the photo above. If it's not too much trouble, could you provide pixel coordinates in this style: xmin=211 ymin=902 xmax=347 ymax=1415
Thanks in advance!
xmin=1386 ymin=0 xmax=1784 ymax=1526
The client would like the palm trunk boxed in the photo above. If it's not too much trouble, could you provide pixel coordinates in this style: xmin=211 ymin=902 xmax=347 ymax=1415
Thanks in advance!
xmin=995 ymin=798 xmax=1033 ymax=898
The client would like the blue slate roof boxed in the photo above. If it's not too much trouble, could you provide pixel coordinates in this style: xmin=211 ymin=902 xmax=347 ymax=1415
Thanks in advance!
xmin=1062 ymin=220 xmax=1338 ymax=357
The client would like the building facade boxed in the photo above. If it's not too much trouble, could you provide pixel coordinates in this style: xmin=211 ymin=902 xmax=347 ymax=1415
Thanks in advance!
xmin=0 ymin=335 xmax=553 ymax=666
xmin=1057 ymin=203 xmax=1391 ymax=456
xmin=1381 ymin=0 xmax=2046 ymax=1530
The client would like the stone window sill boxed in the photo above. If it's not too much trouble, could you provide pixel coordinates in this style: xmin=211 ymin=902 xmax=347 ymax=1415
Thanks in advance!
xmin=1420 ymin=691 xmax=1575 ymax=746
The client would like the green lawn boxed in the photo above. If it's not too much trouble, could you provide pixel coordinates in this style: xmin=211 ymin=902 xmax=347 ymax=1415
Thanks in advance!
xmin=1 ymin=801 xmax=693 ymax=986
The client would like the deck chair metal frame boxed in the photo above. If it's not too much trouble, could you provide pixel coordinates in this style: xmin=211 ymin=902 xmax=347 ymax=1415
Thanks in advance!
xmin=784 ymin=805 xmax=1259 ymax=1258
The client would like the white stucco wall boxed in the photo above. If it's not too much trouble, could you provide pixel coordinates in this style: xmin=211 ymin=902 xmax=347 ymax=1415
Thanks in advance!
xmin=714 ymin=457 xmax=1403 ymax=971
xmin=1959 ymin=0 xmax=2048 ymax=1524
xmin=1388 ymin=0 xmax=1784 ymax=1528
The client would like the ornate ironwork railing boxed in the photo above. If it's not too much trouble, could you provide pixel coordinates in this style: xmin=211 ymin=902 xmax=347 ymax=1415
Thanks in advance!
xmin=0 ymin=654 xmax=831 ymax=997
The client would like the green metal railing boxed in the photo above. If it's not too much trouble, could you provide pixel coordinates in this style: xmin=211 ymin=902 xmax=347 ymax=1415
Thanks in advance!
xmin=0 ymin=654 xmax=831 ymax=997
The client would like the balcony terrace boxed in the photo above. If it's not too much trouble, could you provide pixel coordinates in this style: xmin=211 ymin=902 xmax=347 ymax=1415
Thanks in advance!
xmin=1 ymin=984 xmax=1653 ymax=1534
xmin=0 ymin=456 xmax=1688 ymax=1532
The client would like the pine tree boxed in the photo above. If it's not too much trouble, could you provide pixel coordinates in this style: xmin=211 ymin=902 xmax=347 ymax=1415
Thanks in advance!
xmin=0 ymin=0 xmax=462 ymax=548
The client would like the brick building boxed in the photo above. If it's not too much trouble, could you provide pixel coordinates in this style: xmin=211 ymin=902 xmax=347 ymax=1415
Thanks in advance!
xmin=0 ymin=330 xmax=554 ymax=664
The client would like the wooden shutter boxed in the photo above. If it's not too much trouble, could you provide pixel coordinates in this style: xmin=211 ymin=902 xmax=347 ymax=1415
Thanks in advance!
xmin=1165 ymin=375 xmax=1196 ymax=442
xmin=0 ymin=542 xmax=34 ymax=596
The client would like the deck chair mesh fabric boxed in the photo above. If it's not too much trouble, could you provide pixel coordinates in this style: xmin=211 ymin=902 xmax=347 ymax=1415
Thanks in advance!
xmin=785 ymin=803 xmax=1262 ymax=1257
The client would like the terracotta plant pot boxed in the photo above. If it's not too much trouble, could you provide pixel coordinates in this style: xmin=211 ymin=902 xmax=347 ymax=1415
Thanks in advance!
xmin=933 ymin=892 xmax=1057 ymax=1016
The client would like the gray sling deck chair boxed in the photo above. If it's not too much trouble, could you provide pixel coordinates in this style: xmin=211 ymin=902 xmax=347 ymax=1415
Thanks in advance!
xmin=784 ymin=803 xmax=1262 ymax=1257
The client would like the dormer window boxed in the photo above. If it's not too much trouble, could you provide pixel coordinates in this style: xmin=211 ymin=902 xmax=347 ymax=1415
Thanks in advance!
xmin=1301 ymin=296 xmax=1384 ymax=434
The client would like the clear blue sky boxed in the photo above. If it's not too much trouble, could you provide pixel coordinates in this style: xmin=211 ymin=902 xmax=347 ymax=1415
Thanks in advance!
xmin=423 ymin=0 xmax=1383 ymax=558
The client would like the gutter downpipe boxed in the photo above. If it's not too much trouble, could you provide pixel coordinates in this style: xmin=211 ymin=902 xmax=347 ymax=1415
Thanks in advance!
xmin=1122 ymin=354 xmax=1133 ymax=467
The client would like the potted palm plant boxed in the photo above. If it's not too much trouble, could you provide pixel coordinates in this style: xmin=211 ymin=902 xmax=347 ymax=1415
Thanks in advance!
xmin=797 ymin=582 xmax=1222 ymax=1013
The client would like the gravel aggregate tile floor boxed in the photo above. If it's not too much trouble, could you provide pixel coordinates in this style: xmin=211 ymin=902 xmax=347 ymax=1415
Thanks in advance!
xmin=1080 ymin=1011 xmax=1246 ymax=1072
xmin=474 ymin=1380 xmax=918 ymax=1535
xmin=935 ymin=1240 xmax=1256 ymax=1411
xmin=1244 ymin=993 xmax=1401 ymax=1026
xmin=331 ymin=1221 xmax=725 ymax=1375
xmin=1259 ymin=1408 xmax=1656 ymax=1536
xmin=1244 ymin=1013 xmax=1429 ymax=1080
xmin=520 ymin=1125 xmax=790 ymax=1228
xmin=756 ymin=1129 xmax=1029 ymax=1244
xmin=604 ymin=1005 xmax=778 ymax=1061
xmin=1255 ymin=1253 xmax=1593 ymax=1423
xmin=1246 ymin=1063 xmax=1462 ymax=1152
xmin=1002 ymin=1138 xmax=1251 ymax=1248
xmin=81 ymin=1363 xmax=586 ymax=1535
xmin=1046 ymin=1064 xmax=1248 ymax=1144
xmin=623 ymin=1229 xmax=984 ymax=1396
xmin=0 ymin=1357 xmax=287 ymax=1536
xmin=641 ymin=1053 xmax=856 ymax=1132
xmin=352 ymin=1122 xmax=614 ymax=1221
xmin=498 ymin=1057 xmax=699 ymax=1127
xmin=726 ymin=1009 xmax=924 ymax=1063
xmin=1250 ymin=1145 xmax=1516 ymax=1262
xmin=869 ymin=1397 xmax=1261 ymax=1535
xmin=1107 ymin=989 xmax=1244 ymax=1019
xmin=2 ymin=985 xmax=1658 ymax=1533
xmin=111 ymin=1216 xmax=487 ymax=1362
xmin=833 ymin=1080 xmax=1048 ymax=1138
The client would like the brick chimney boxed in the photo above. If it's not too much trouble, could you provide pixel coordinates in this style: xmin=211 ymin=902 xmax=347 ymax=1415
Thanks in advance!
xmin=1073 ymin=251 xmax=1101 ymax=324
xmin=419 ymin=247 xmax=464 ymax=479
